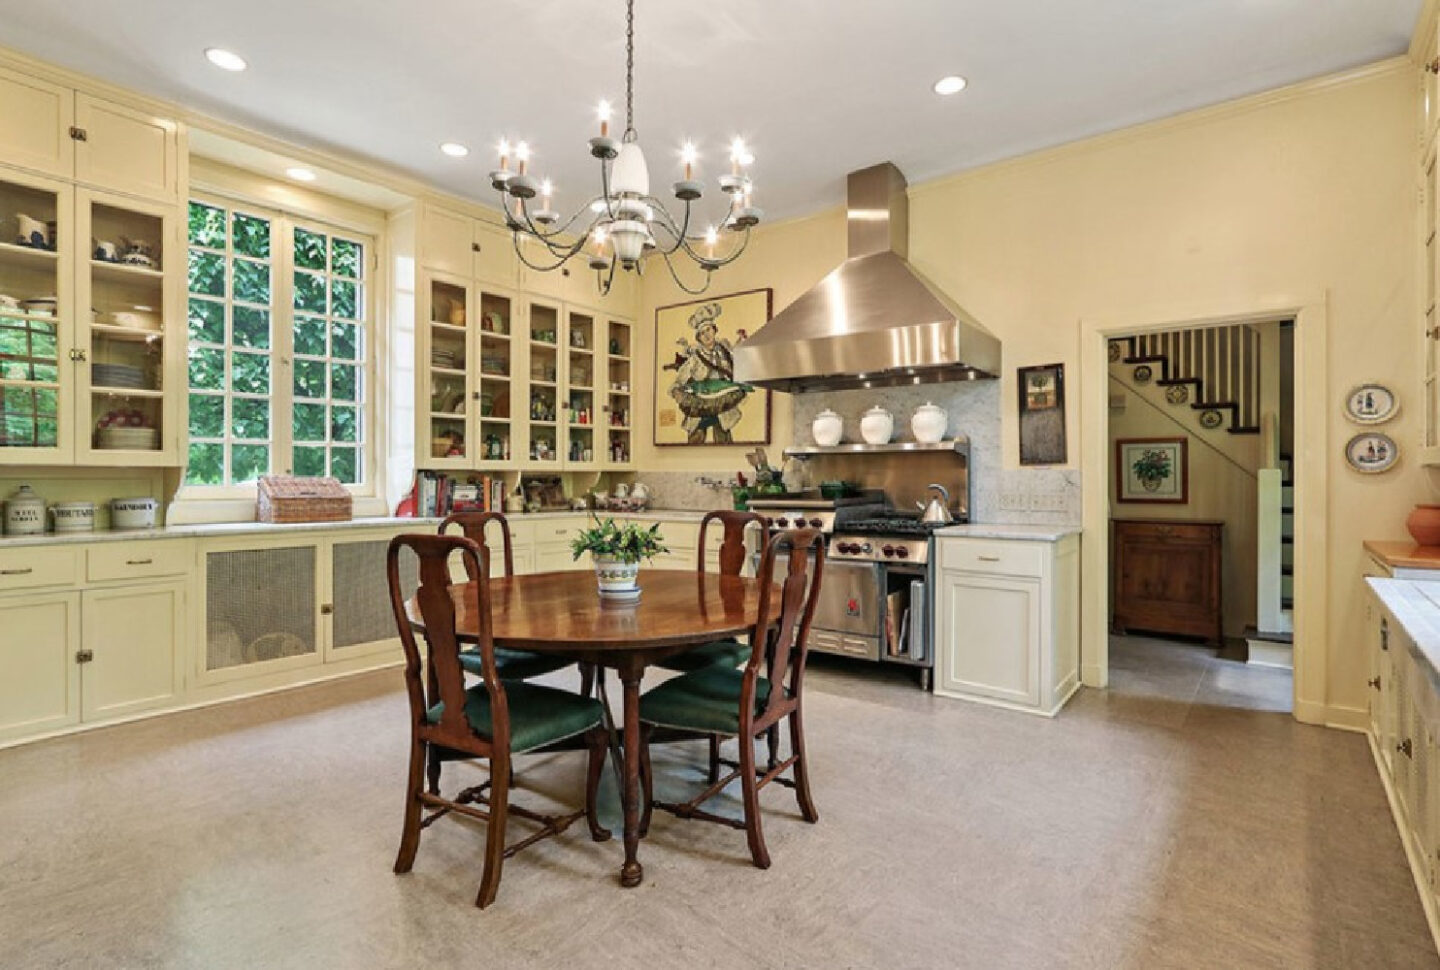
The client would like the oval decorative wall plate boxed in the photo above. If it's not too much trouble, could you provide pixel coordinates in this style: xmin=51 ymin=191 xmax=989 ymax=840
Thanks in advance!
xmin=1344 ymin=383 xmax=1398 ymax=425
xmin=1132 ymin=364 xmax=1152 ymax=384
xmin=1165 ymin=384 xmax=1189 ymax=405
xmin=1345 ymin=431 xmax=1399 ymax=474
xmin=1199 ymin=409 xmax=1223 ymax=430
xmin=1108 ymin=342 xmax=1123 ymax=363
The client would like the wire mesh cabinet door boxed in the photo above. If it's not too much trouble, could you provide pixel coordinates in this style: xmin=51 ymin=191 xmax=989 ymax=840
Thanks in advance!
xmin=325 ymin=535 xmax=417 ymax=660
xmin=200 ymin=542 xmax=321 ymax=685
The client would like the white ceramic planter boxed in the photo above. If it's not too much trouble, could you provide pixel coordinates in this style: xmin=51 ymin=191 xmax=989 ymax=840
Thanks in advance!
xmin=594 ymin=555 xmax=641 ymax=599
xmin=4 ymin=484 xmax=46 ymax=535
xmin=859 ymin=406 xmax=894 ymax=445
xmin=111 ymin=497 xmax=158 ymax=530
xmin=49 ymin=502 xmax=95 ymax=533
xmin=812 ymin=408 xmax=843 ymax=447
xmin=911 ymin=402 xmax=947 ymax=444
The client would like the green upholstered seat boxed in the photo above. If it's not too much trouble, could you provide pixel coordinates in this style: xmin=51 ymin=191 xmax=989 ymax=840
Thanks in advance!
xmin=656 ymin=638 xmax=750 ymax=673
xmin=639 ymin=666 xmax=774 ymax=736
xmin=459 ymin=647 xmax=572 ymax=681
xmin=426 ymin=680 xmax=605 ymax=754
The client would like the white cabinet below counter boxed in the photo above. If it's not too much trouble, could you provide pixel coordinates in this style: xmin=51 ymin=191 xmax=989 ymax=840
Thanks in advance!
xmin=932 ymin=528 xmax=1081 ymax=717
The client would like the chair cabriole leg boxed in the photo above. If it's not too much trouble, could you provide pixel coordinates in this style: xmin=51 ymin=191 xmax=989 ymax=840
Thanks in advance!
xmin=475 ymin=753 xmax=510 ymax=908
xmin=394 ymin=738 xmax=426 ymax=873
xmin=790 ymin=707 xmax=818 ymax=823
xmin=738 ymin=731 xmax=770 ymax=869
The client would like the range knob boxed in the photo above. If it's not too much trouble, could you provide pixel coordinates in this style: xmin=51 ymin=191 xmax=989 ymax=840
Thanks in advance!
xmin=894 ymin=546 xmax=909 ymax=559
xmin=860 ymin=542 xmax=872 ymax=554
xmin=763 ymin=517 xmax=774 ymax=527
xmin=835 ymin=542 xmax=852 ymax=555
xmin=808 ymin=517 xmax=823 ymax=528
xmin=775 ymin=517 xmax=789 ymax=528
xmin=881 ymin=545 xmax=895 ymax=558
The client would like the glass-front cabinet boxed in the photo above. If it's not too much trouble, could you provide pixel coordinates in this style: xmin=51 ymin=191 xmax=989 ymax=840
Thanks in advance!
xmin=525 ymin=297 xmax=563 ymax=467
xmin=0 ymin=169 xmax=70 ymax=462
xmin=420 ymin=273 xmax=519 ymax=471
xmin=604 ymin=317 xmax=633 ymax=468
xmin=76 ymin=189 xmax=178 ymax=464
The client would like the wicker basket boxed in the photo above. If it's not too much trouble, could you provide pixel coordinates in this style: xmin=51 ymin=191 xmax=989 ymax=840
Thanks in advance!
xmin=256 ymin=475 xmax=353 ymax=524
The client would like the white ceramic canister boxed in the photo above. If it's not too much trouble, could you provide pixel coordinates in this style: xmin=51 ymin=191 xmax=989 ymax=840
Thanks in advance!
xmin=49 ymin=502 xmax=96 ymax=533
xmin=110 ymin=497 xmax=158 ymax=530
xmin=910 ymin=401 xmax=948 ymax=444
xmin=4 ymin=484 xmax=47 ymax=535
xmin=859 ymin=406 xmax=895 ymax=445
xmin=811 ymin=408 xmax=843 ymax=447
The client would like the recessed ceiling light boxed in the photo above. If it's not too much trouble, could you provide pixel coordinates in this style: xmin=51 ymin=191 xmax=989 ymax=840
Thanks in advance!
xmin=286 ymin=167 xmax=317 ymax=182
xmin=932 ymin=75 xmax=967 ymax=96
xmin=205 ymin=48 xmax=248 ymax=72
xmin=439 ymin=142 xmax=470 ymax=158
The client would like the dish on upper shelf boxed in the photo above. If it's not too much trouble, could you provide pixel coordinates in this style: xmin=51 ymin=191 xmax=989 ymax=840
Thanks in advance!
xmin=1343 ymin=383 xmax=1398 ymax=425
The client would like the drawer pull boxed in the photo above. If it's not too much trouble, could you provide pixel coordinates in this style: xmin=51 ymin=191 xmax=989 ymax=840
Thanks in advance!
xmin=976 ymin=555 xmax=1001 ymax=562
xmin=1398 ymin=738 xmax=1414 ymax=759
xmin=1368 ymin=676 xmax=1382 ymax=690
xmin=1 ymin=567 xmax=34 ymax=575
xmin=125 ymin=558 xmax=153 ymax=566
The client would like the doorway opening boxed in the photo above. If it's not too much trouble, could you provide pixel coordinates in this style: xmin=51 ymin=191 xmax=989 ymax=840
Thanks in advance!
xmin=1104 ymin=319 xmax=1295 ymax=715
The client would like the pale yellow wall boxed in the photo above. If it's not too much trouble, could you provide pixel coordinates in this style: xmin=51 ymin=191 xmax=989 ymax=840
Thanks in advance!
xmin=635 ymin=208 xmax=846 ymax=472
xmin=640 ymin=59 xmax=1425 ymax=718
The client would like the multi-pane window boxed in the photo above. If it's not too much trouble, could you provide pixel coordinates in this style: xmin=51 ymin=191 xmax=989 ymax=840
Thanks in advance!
xmin=291 ymin=226 xmax=365 ymax=482
xmin=186 ymin=201 xmax=274 ymax=485
xmin=184 ymin=197 xmax=369 ymax=488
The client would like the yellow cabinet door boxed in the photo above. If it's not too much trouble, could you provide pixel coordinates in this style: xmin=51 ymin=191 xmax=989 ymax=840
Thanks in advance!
xmin=0 ymin=67 xmax=73 ymax=179
xmin=0 ymin=591 xmax=81 ymax=742
xmin=935 ymin=570 xmax=1041 ymax=707
xmin=420 ymin=204 xmax=473 ymax=276
xmin=473 ymin=220 xmax=517 ymax=286
xmin=80 ymin=581 xmax=184 ymax=722
xmin=73 ymin=94 xmax=179 ymax=202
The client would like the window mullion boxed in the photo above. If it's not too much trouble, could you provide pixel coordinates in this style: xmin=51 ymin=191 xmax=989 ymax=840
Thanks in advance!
xmin=275 ymin=216 xmax=297 ymax=474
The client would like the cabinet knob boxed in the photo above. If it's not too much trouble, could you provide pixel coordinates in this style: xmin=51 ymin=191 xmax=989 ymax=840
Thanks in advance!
xmin=75 ymin=649 xmax=94 ymax=664
xmin=320 ymin=604 xmax=334 ymax=615
xmin=1368 ymin=676 xmax=1382 ymax=690
xmin=1398 ymin=738 xmax=1414 ymax=758
xmin=471 ymin=242 xmax=481 ymax=252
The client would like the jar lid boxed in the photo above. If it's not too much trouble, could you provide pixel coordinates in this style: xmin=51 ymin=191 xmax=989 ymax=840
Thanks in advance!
xmin=864 ymin=405 xmax=891 ymax=415
xmin=7 ymin=484 xmax=43 ymax=504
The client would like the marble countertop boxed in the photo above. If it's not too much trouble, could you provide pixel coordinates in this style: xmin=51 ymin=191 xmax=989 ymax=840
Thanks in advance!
xmin=1368 ymin=577 xmax=1440 ymax=676
xmin=934 ymin=523 xmax=1082 ymax=542
xmin=0 ymin=508 xmax=717 ymax=547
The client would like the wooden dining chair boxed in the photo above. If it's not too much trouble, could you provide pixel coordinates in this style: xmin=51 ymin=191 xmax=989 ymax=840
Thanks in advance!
xmin=636 ymin=527 xmax=825 ymax=870
xmin=437 ymin=511 xmax=573 ymax=683
xmin=653 ymin=509 xmax=768 ymax=673
xmin=387 ymin=533 xmax=610 ymax=909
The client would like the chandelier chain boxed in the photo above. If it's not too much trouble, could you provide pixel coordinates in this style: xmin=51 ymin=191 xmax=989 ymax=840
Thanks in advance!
xmin=624 ymin=0 xmax=636 ymax=138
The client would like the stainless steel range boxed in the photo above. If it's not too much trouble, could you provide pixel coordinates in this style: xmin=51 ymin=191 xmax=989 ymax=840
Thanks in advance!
xmin=746 ymin=493 xmax=962 ymax=690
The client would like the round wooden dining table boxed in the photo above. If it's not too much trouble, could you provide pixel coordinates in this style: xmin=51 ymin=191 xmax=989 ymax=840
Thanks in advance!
xmin=407 ymin=569 xmax=781 ymax=888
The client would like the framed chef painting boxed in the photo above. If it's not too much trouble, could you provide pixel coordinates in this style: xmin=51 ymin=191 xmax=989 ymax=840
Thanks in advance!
xmin=653 ymin=288 xmax=771 ymax=446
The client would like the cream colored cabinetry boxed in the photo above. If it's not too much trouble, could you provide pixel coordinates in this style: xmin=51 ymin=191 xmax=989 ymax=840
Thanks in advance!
xmin=933 ymin=532 xmax=1081 ymax=716
xmin=0 ymin=69 xmax=179 ymax=202
xmin=1420 ymin=28 xmax=1440 ymax=463
xmin=0 ymin=542 xmax=185 ymax=744
xmin=414 ymin=202 xmax=636 ymax=471
xmin=1365 ymin=582 xmax=1440 ymax=946
xmin=0 ymin=65 xmax=182 ymax=468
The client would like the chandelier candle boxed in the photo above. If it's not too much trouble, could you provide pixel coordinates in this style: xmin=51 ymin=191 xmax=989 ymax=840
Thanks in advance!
xmin=488 ymin=0 xmax=760 ymax=295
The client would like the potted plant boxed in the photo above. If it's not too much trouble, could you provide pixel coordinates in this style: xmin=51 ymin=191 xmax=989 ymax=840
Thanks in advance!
xmin=571 ymin=517 xmax=669 ymax=599
xmin=1131 ymin=447 xmax=1172 ymax=492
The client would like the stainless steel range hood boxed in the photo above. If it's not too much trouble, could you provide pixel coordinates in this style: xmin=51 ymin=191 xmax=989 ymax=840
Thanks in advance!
xmin=732 ymin=162 xmax=1000 ymax=393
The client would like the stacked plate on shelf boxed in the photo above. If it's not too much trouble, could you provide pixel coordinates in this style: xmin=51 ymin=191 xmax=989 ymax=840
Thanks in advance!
xmin=431 ymin=348 xmax=458 ymax=369
xmin=97 ymin=426 xmax=160 ymax=450
xmin=92 ymin=363 xmax=147 ymax=388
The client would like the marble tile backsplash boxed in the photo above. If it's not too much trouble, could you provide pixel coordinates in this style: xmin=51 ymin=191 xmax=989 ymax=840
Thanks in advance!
xmin=627 ymin=381 xmax=1081 ymax=525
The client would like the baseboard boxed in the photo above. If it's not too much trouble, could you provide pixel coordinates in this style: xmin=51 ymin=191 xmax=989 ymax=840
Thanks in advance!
xmin=1367 ymin=732 xmax=1440 ymax=956
xmin=1246 ymin=639 xmax=1294 ymax=670
xmin=1325 ymin=705 xmax=1369 ymax=733
xmin=1293 ymin=697 xmax=1327 ymax=726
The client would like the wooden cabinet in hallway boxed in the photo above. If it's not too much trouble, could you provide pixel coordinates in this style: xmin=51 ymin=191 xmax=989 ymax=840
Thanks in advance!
xmin=1111 ymin=518 xmax=1224 ymax=645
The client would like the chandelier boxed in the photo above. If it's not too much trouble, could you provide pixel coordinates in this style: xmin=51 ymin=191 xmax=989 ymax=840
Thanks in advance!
xmin=488 ymin=0 xmax=760 ymax=296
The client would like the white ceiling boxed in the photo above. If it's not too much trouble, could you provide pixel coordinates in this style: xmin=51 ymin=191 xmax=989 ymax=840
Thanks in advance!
xmin=0 ymin=0 xmax=1422 ymax=221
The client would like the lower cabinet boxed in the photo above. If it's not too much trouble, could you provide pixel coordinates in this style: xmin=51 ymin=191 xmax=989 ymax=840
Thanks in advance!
xmin=0 ymin=581 xmax=183 ymax=743
xmin=933 ymin=532 xmax=1081 ymax=716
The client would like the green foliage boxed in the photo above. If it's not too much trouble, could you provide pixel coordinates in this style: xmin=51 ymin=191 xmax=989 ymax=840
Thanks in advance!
xmin=189 ymin=393 xmax=223 ymax=438
xmin=231 ymin=397 xmax=270 ymax=440
xmin=294 ymin=446 xmax=326 ymax=477
xmin=230 ymin=351 xmax=269 ymax=395
xmin=293 ymin=270 xmax=326 ymax=313
xmin=293 ymin=402 xmax=326 ymax=442
xmin=294 ymin=315 xmax=326 ymax=356
xmin=330 ymin=321 xmax=358 ymax=360
xmin=188 ymin=202 xmax=225 ymax=248
xmin=330 ymin=363 xmax=357 ymax=402
xmin=331 ymin=278 xmax=358 ymax=319
xmin=332 ymin=238 xmax=361 ymax=278
xmin=233 ymin=258 xmax=270 ymax=304
xmin=188 ymin=346 xmax=224 ymax=391
xmin=232 ymin=306 xmax=270 ymax=349
xmin=188 ymin=250 xmax=224 ymax=296
xmin=331 ymin=446 xmax=357 ymax=484
xmin=570 ymin=517 xmax=668 ymax=564
xmin=186 ymin=442 xmax=224 ymax=485
xmin=231 ymin=444 xmax=269 ymax=483
xmin=188 ymin=298 xmax=223 ymax=344
xmin=232 ymin=213 xmax=270 ymax=258
xmin=1131 ymin=448 xmax=1172 ymax=484
xmin=330 ymin=405 xmax=358 ymax=442
xmin=294 ymin=228 xmax=327 ymax=270
xmin=293 ymin=359 xmax=326 ymax=399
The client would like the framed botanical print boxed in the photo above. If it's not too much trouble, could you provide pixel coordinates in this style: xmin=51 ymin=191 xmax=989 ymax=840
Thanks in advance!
xmin=653 ymin=288 xmax=771 ymax=446
xmin=1116 ymin=437 xmax=1188 ymax=504
xmin=1018 ymin=363 xmax=1066 ymax=465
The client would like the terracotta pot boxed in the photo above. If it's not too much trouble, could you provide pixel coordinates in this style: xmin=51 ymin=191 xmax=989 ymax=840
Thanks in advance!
xmin=1407 ymin=504 xmax=1440 ymax=547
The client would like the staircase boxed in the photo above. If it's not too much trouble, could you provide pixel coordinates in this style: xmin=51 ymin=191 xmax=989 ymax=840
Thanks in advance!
xmin=1110 ymin=325 xmax=1262 ymax=435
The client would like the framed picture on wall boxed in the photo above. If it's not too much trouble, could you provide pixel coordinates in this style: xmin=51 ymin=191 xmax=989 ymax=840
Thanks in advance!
xmin=1018 ymin=363 xmax=1066 ymax=465
xmin=1116 ymin=437 xmax=1188 ymax=503
xmin=653 ymin=288 xmax=772 ymax=446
